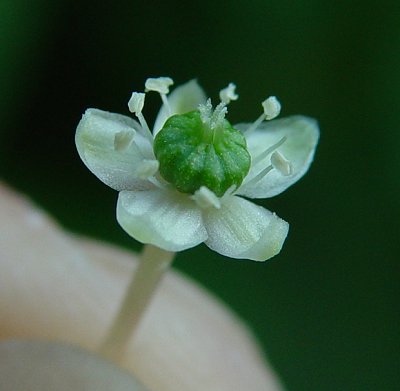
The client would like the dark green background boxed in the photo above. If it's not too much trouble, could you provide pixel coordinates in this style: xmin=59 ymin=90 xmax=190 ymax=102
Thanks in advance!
xmin=1 ymin=1 xmax=399 ymax=390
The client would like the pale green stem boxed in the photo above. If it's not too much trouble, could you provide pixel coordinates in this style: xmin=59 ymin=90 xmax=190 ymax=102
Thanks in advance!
xmin=99 ymin=244 xmax=175 ymax=362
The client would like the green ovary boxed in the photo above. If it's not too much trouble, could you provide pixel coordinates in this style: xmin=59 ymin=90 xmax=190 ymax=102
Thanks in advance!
xmin=153 ymin=111 xmax=251 ymax=197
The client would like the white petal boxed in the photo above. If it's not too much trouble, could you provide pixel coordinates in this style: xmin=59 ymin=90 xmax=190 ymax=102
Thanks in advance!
xmin=203 ymin=196 xmax=289 ymax=261
xmin=76 ymin=108 xmax=154 ymax=191
xmin=236 ymin=116 xmax=319 ymax=198
xmin=153 ymin=79 xmax=207 ymax=135
xmin=0 ymin=340 xmax=148 ymax=391
xmin=117 ymin=188 xmax=208 ymax=252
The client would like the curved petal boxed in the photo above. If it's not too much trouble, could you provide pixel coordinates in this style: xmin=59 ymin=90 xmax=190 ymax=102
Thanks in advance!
xmin=236 ymin=116 xmax=319 ymax=198
xmin=0 ymin=340 xmax=149 ymax=391
xmin=153 ymin=79 xmax=207 ymax=135
xmin=117 ymin=188 xmax=207 ymax=252
xmin=76 ymin=108 xmax=154 ymax=191
xmin=203 ymin=196 xmax=289 ymax=261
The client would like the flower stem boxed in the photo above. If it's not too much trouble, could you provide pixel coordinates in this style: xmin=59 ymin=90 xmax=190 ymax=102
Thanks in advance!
xmin=99 ymin=244 xmax=175 ymax=361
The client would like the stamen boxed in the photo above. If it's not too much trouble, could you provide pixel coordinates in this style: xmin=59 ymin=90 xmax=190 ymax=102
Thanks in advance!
xmin=136 ymin=113 xmax=153 ymax=144
xmin=241 ymin=165 xmax=274 ymax=189
xmin=241 ymin=147 xmax=292 ymax=192
xmin=219 ymin=83 xmax=238 ymax=104
xmin=245 ymin=96 xmax=282 ymax=134
xmin=127 ymin=92 xmax=154 ymax=143
xmin=245 ymin=113 xmax=266 ymax=134
xmin=145 ymin=77 xmax=174 ymax=118
xmin=160 ymin=93 xmax=172 ymax=117
xmin=147 ymin=176 xmax=166 ymax=189
xmin=128 ymin=92 xmax=145 ymax=114
xmin=252 ymin=136 xmax=287 ymax=166
xmin=114 ymin=129 xmax=135 ymax=151
xmin=145 ymin=77 xmax=174 ymax=94
xmin=262 ymin=96 xmax=281 ymax=120
xmin=191 ymin=186 xmax=221 ymax=209
xmin=134 ymin=159 xmax=160 ymax=179
xmin=271 ymin=151 xmax=292 ymax=176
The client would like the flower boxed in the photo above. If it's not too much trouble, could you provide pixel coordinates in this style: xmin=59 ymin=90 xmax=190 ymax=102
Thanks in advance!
xmin=76 ymin=78 xmax=319 ymax=261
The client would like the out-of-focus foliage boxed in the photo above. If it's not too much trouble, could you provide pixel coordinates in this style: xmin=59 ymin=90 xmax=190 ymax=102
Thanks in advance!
xmin=1 ymin=1 xmax=399 ymax=390
xmin=0 ymin=1 xmax=60 ymax=145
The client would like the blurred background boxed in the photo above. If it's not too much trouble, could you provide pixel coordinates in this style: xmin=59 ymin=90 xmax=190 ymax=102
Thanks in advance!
xmin=1 ymin=0 xmax=399 ymax=390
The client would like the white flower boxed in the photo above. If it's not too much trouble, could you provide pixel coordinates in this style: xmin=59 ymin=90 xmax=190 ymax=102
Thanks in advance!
xmin=76 ymin=78 xmax=319 ymax=261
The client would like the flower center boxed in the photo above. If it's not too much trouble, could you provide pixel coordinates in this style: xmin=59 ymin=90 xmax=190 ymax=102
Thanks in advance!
xmin=126 ymin=77 xmax=287 ymax=197
xmin=153 ymin=101 xmax=251 ymax=197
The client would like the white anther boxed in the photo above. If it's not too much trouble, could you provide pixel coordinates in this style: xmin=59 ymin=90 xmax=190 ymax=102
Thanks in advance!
xmin=271 ymin=151 xmax=292 ymax=176
xmin=191 ymin=186 xmax=221 ymax=209
xmin=145 ymin=77 xmax=174 ymax=94
xmin=127 ymin=92 xmax=153 ymax=143
xmin=134 ymin=159 xmax=159 ymax=179
xmin=128 ymin=92 xmax=145 ymax=114
xmin=114 ymin=129 xmax=135 ymax=151
xmin=219 ymin=83 xmax=238 ymax=104
xmin=262 ymin=96 xmax=281 ymax=120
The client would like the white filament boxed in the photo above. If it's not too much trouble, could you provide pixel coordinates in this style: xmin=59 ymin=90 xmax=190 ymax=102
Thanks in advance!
xmin=192 ymin=186 xmax=221 ymax=209
xmin=241 ymin=165 xmax=274 ymax=190
xmin=246 ymin=96 xmax=282 ymax=134
xmin=134 ymin=160 xmax=160 ymax=179
xmin=252 ymin=136 xmax=287 ymax=166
